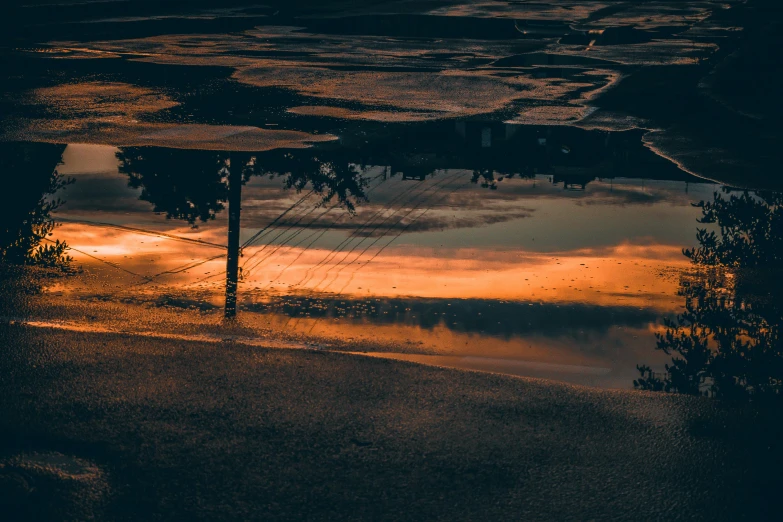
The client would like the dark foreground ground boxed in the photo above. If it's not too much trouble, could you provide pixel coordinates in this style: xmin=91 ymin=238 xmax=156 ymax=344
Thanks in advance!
xmin=1 ymin=323 xmax=781 ymax=521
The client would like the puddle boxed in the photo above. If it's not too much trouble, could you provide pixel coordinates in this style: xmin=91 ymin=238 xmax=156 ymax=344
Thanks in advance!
xmin=0 ymin=130 xmax=721 ymax=389
xmin=3 ymin=0 xmax=781 ymax=399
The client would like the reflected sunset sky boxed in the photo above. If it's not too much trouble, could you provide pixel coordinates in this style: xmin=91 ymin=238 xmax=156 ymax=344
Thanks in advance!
xmin=52 ymin=143 xmax=710 ymax=305
xmin=37 ymin=142 xmax=721 ymax=387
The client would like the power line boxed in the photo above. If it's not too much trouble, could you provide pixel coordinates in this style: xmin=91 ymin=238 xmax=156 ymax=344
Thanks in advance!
xmin=289 ymin=174 xmax=427 ymax=291
xmin=56 ymin=218 xmax=227 ymax=250
xmin=306 ymin=175 xmax=473 ymax=334
xmin=307 ymin=169 xmax=461 ymax=296
xmin=46 ymin=238 xmax=154 ymax=282
xmin=241 ymin=171 xmax=389 ymax=281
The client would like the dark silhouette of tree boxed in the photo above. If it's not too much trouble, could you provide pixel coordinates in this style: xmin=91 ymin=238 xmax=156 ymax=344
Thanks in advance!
xmin=470 ymin=169 xmax=499 ymax=190
xmin=116 ymin=148 xmax=369 ymax=225
xmin=249 ymin=150 xmax=369 ymax=213
xmin=688 ymin=190 xmax=783 ymax=268
xmin=0 ymin=142 xmax=73 ymax=268
xmin=117 ymin=148 xmax=231 ymax=227
xmin=635 ymin=188 xmax=783 ymax=401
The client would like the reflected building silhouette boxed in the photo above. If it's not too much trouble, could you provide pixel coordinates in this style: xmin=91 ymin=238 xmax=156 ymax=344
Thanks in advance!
xmin=335 ymin=120 xmax=700 ymax=188
xmin=635 ymin=188 xmax=783 ymax=400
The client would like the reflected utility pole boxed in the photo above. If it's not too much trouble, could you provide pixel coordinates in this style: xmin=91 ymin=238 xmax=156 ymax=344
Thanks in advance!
xmin=224 ymin=162 xmax=242 ymax=319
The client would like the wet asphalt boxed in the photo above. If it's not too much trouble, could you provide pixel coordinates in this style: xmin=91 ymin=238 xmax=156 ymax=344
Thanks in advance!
xmin=1 ymin=323 xmax=780 ymax=521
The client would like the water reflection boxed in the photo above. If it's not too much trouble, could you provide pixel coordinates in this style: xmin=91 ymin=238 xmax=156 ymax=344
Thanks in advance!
xmin=118 ymin=148 xmax=231 ymax=226
xmin=117 ymin=148 xmax=370 ymax=226
xmin=115 ymin=147 xmax=371 ymax=316
xmin=4 ymin=122 xmax=732 ymax=388
xmin=635 ymin=189 xmax=783 ymax=400
xmin=249 ymin=295 xmax=657 ymax=341
xmin=250 ymin=150 xmax=369 ymax=213
xmin=0 ymin=142 xmax=72 ymax=268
